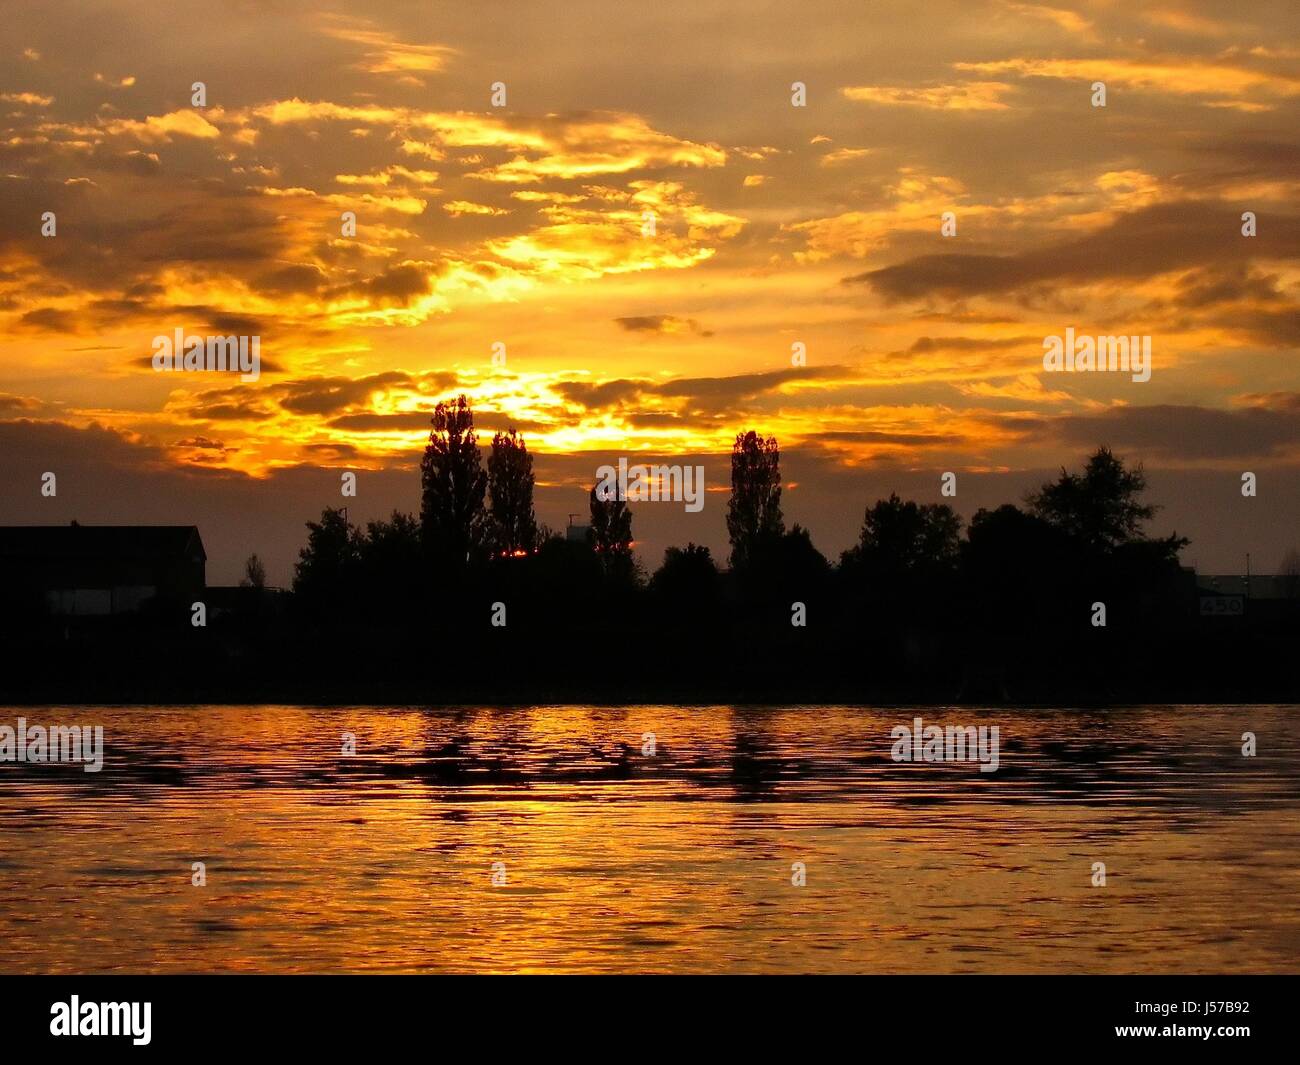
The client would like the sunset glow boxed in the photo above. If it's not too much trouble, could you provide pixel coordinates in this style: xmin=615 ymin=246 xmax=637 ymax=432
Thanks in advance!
xmin=3 ymin=0 xmax=1298 ymax=581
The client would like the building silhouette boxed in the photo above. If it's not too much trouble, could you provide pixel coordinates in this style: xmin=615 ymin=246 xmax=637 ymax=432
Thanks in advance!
xmin=0 ymin=524 xmax=205 ymax=616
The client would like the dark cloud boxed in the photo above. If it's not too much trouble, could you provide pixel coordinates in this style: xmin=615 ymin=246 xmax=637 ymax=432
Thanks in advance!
xmin=471 ymin=415 xmax=549 ymax=435
xmin=203 ymin=312 xmax=265 ymax=335
xmin=173 ymin=387 xmax=278 ymax=421
xmin=1213 ymin=138 xmax=1300 ymax=169
xmin=624 ymin=412 xmax=689 ymax=428
xmin=251 ymin=264 xmax=327 ymax=295
xmin=899 ymin=335 xmax=1039 ymax=355
xmin=999 ymin=400 xmax=1300 ymax=461
xmin=17 ymin=307 xmax=77 ymax=333
xmin=1188 ymin=137 xmax=1300 ymax=194
xmin=554 ymin=366 xmax=850 ymax=416
xmin=1211 ymin=306 xmax=1300 ymax=347
xmin=1172 ymin=265 xmax=1284 ymax=309
xmin=415 ymin=371 xmax=460 ymax=393
xmin=326 ymin=411 xmax=434 ymax=432
xmin=0 ymin=173 xmax=322 ymax=337
xmin=554 ymin=378 xmax=643 ymax=410
xmin=299 ymin=442 xmax=361 ymax=460
xmin=332 ymin=263 xmax=433 ymax=307
xmin=811 ymin=430 xmax=964 ymax=445
xmin=652 ymin=365 xmax=849 ymax=403
xmin=327 ymin=409 xmax=546 ymax=435
xmin=194 ymin=403 xmax=273 ymax=421
xmin=173 ymin=436 xmax=229 ymax=450
xmin=81 ymin=145 xmax=162 ymax=176
xmin=277 ymin=372 xmax=414 ymax=416
xmin=614 ymin=314 xmax=713 ymax=337
xmin=1241 ymin=391 xmax=1300 ymax=414
xmin=0 ymin=393 xmax=37 ymax=412
xmin=87 ymin=296 xmax=151 ymax=319
xmin=847 ymin=204 xmax=1300 ymax=301
xmin=168 ymin=370 xmax=462 ymax=427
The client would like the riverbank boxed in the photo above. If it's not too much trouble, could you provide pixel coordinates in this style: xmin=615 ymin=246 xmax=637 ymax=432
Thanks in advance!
xmin=2 ymin=622 xmax=1296 ymax=705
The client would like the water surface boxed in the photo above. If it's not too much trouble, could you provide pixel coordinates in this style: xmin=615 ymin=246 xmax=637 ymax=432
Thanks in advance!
xmin=1 ymin=704 xmax=1296 ymax=973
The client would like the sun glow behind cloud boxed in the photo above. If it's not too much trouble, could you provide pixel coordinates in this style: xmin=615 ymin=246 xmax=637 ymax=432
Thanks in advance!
xmin=1 ymin=0 xmax=1298 ymax=506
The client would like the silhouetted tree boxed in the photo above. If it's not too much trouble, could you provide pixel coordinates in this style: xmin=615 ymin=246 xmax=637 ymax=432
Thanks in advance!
xmin=420 ymin=394 xmax=487 ymax=569
xmin=529 ymin=532 xmax=604 ymax=622
xmin=839 ymin=494 xmax=961 ymax=640
xmin=727 ymin=430 xmax=784 ymax=570
xmin=961 ymin=504 xmax=1074 ymax=633
xmin=487 ymin=428 xmax=538 ymax=556
xmin=364 ymin=511 xmax=421 ymax=567
xmin=1028 ymin=446 xmax=1158 ymax=552
xmin=739 ymin=523 xmax=832 ymax=609
xmin=948 ymin=450 xmax=1189 ymax=699
xmin=769 ymin=524 xmax=830 ymax=577
xmin=841 ymin=493 xmax=961 ymax=578
xmin=650 ymin=543 xmax=719 ymax=601
xmin=240 ymin=553 xmax=267 ymax=590
xmin=293 ymin=507 xmax=362 ymax=616
xmin=360 ymin=511 xmax=422 ymax=618
xmin=590 ymin=483 xmax=635 ymax=583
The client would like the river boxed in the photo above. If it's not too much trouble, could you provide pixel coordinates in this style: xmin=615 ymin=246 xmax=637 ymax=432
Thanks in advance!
xmin=1 ymin=704 xmax=1296 ymax=973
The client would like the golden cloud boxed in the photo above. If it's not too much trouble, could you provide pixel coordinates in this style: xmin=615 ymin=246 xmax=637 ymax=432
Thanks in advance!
xmin=841 ymin=81 xmax=1015 ymax=110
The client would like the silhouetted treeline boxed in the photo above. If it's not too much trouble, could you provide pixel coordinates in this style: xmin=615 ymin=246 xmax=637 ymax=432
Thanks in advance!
xmin=2 ymin=396 xmax=1297 ymax=704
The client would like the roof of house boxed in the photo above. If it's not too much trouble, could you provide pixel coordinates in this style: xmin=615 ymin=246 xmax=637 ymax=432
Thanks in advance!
xmin=0 ymin=525 xmax=206 ymax=562
xmin=1197 ymin=574 xmax=1294 ymax=599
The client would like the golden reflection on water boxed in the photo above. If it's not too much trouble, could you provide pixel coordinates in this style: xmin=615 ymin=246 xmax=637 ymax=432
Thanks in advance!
xmin=0 ymin=704 xmax=1297 ymax=973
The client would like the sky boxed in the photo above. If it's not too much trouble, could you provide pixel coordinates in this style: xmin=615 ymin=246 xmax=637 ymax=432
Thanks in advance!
xmin=1 ymin=0 xmax=1298 ymax=585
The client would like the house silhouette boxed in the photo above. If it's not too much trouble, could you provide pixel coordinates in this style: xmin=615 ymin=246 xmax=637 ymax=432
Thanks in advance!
xmin=0 ymin=524 xmax=205 ymax=616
